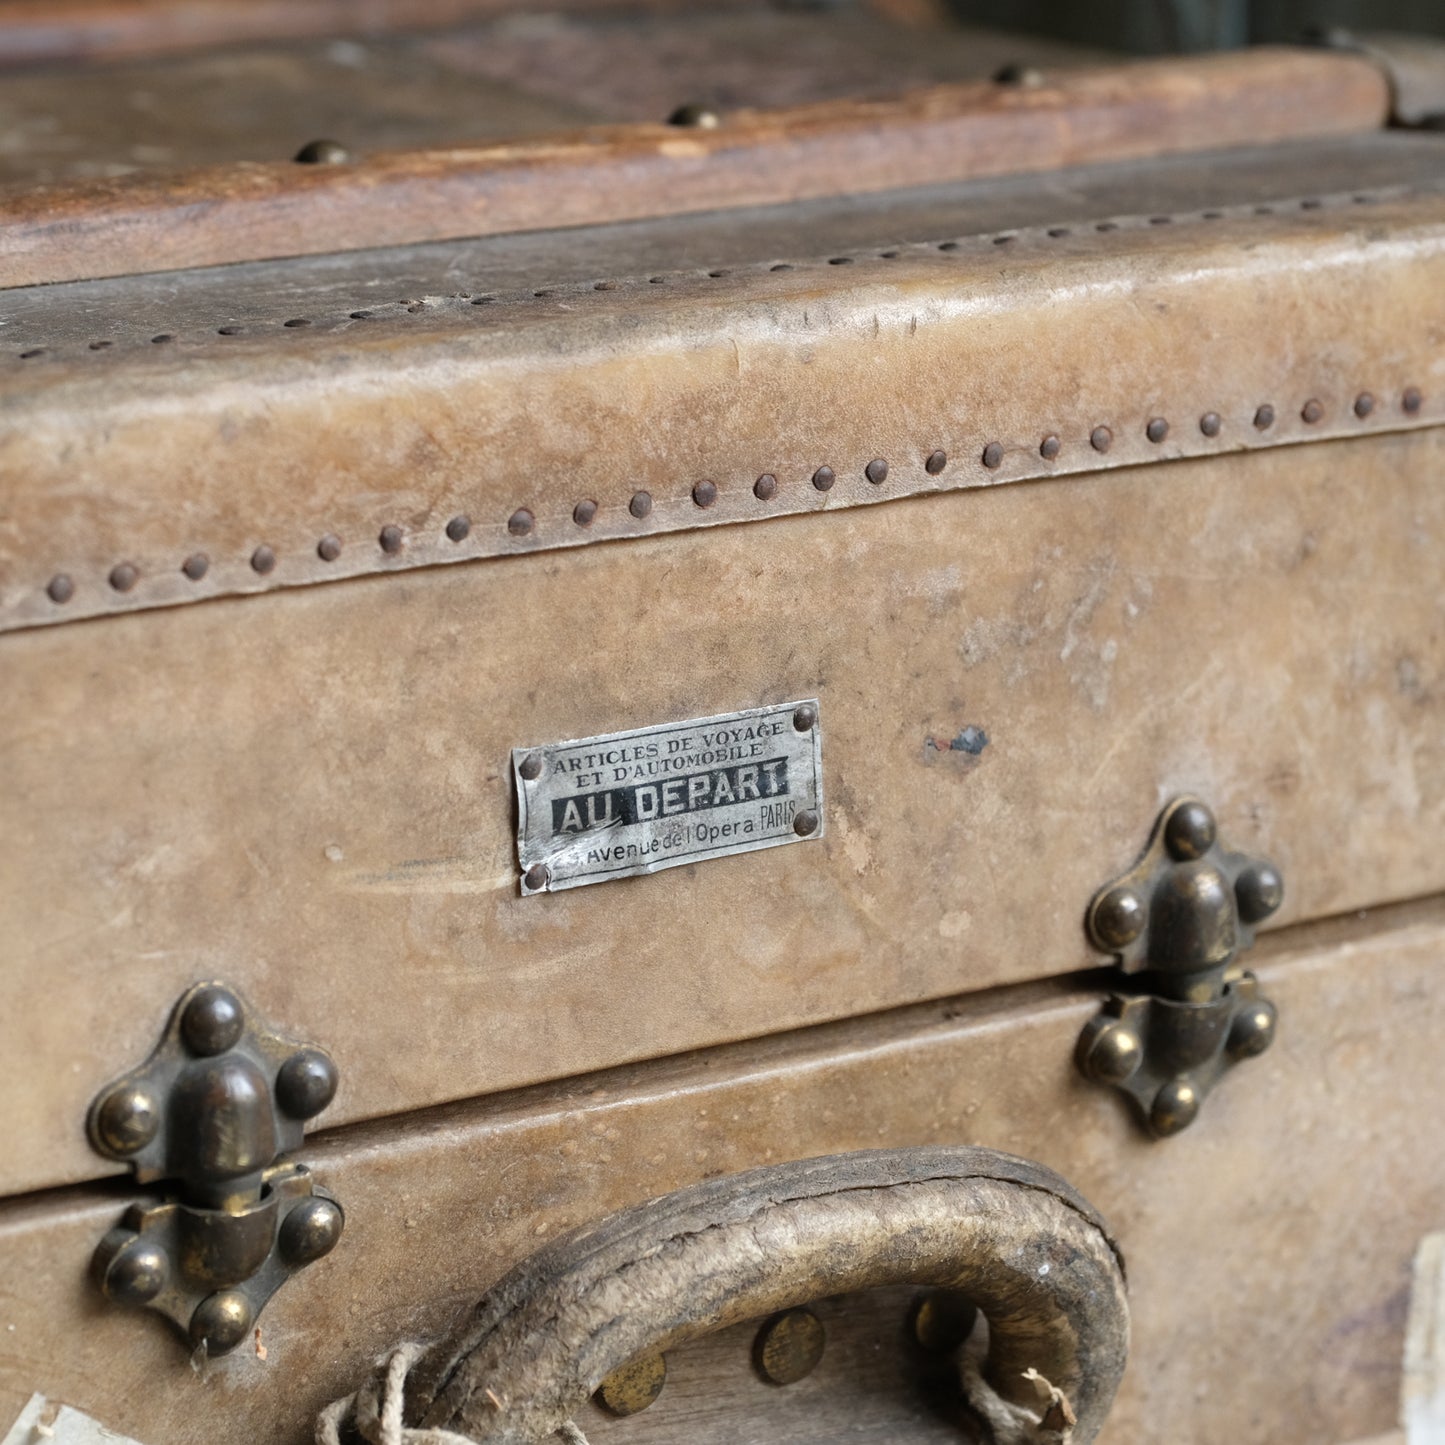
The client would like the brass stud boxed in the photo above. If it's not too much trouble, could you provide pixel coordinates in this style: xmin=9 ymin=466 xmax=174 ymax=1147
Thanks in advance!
xmin=519 ymin=754 xmax=543 ymax=781
xmin=1039 ymin=435 xmax=1060 ymax=461
xmin=46 ymin=574 xmax=74 ymax=604
xmin=911 ymin=1290 xmax=978 ymax=1354
xmin=524 ymin=863 xmax=550 ymax=891
xmin=294 ymin=139 xmax=351 ymax=165
xmin=865 ymin=458 xmax=889 ymax=484
xmin=1085 ymin=1023 xmax=1142 ymax=1083
xmin=1163 ymin=800 xmax=1216 ymax=860
xmin=189 ymin=1291 xmax=253 ymax=1355
xmin=811 ymin=466 xmax=835 ymax=492
xmin=793 ymin=704 xmax=817 ymax=732
xmin=755 ymin=1308 xmax=826 ymax=1385
xmin=1354 ymin=392 xmax=1375 ymax=419
xmin=1090 ymin=426 xmax=1113 ymax=453
xmin=1092 ymin=886 xmax=1146 ymax=948
xmin=101 ymin=1240 xmax=170 ymax=1305
xmin=692 ymin=479 xmax=718 ymax=508
xmin=181 ymin=985 xmax=245 ymax=1057
xmin=379 ymin=525 xmax=404 ymax=554
xmin=993 ymin=62 xmax=1044 ymax=87
xmin=278 ymin=1196 xmax=344 ymax=1266
xmin=754 ymin=473 xmax=778 ymax=500
xmin=1146 ymin=417 xmax=1169 ymax=443
xmin=668 ymin=104 xmax=720 ymax=129
xmin=109 ymin=562 xmax=139 ymax=592
xmin=250 ymin=545 xmax=276 ymax=574
xmin=982 ymin=442 xmax=1004 ymax=469
xmin=596 ymin=1352 xmax=667 ymax=1415
xmin=1150 ymin=1079 xmax=1200 ymax=1136
xmin=1403 ymin=386 xmax=1423 ymax=414
xmin=1227 ymin=1001 xmax=1277 ymax=1060
xmin=793 ymin=809 xmax=819 ymax=838
xmin=445 ymin=515 xmax=471 ymax=543
xmin=317 ymin=534 xmax=342 ymax=562
xmin=276 ymin=1048 xmax=339 ymax=1120
xmin=1253 ymin=404 xmax=1276 ymax=430
xmin=508 ymin=508 xmax=535 ymax=537
xmin=573 ymin=499 xmax=598 ymax=527
xmin=1301 ymin=398 xmax=1324 ymax=424
xmin=629 ymin=491 xmax=653 ymax=519
xmin=1200 ymin=411 xmax=1222 ymax=437
xmin=94 ymin=1084 xmax=161 ymax=1156
xmin=182 ymin=553 xmax=209 ymax=581
xmin=1234 ymin=862 xmax=1283 ymax=923
xmin=925 ymin=450 xmax=947 ymax=475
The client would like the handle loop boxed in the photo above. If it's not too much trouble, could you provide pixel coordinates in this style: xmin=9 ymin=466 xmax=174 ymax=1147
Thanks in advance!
xmin=320 ymin=1146 xmax=1128 ymax=1445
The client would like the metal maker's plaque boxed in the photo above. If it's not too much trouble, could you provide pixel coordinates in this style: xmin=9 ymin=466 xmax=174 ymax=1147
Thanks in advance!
xmin=513 ymin=700 xmax=824 ymax=893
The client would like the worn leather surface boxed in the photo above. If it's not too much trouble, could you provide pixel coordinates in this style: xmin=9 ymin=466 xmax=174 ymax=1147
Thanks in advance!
xmin=0 ymin=150 xmax=1441 ymax=632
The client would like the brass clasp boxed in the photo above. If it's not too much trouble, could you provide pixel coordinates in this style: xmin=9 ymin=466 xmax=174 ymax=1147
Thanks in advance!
xmin=88 ymin=982 xmax=343 ymax=1355
xmin=1078 ymin=797 xmax=1282 ymax=1136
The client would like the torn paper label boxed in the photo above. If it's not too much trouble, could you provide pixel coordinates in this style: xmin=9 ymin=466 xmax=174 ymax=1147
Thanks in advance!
xmin=2 ymin=1395 xmax=148 ymax=1445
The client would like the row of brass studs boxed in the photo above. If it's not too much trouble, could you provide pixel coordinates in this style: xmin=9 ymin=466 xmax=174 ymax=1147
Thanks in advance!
xmin=36 ymin=386 xmax=1430 ymax=607
xmin=6 ymin=187 xmax=1419 ymax=363
xmin=593 ymin=1292 xmax=978 ymax=1418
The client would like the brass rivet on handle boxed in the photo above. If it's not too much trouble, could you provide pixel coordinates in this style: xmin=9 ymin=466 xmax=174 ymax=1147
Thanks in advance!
xmin=910 ymin=1290 xmax=979 ymax=1354
xmin=755 ymin=1308 xmax=826 ymax=1385
xmin=596 ymin=1352 xmax=667 ymax=1415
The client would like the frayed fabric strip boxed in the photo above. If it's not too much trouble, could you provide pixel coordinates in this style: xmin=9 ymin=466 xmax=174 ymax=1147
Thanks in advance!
xmin=315 ymin=1345 xmax=590 ymax=1445
xmin=960 ymin=1333 xmax=1077 ymax=1445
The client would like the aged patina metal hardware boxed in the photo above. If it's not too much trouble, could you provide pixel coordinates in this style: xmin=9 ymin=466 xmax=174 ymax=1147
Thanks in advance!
xmin=1078 ymin=797 xmax=1282 ymax=1138
xmin=88 ymin=982 xmax=343 ymax=1355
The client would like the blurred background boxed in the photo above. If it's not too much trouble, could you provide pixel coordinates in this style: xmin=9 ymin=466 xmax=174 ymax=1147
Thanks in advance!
xmin=950 ymin=0 xmax=1443 ymax=51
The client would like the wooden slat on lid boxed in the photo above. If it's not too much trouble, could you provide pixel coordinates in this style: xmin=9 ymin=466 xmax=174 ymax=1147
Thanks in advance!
xmin=0 ymin=49 xmax=1390 ymax=287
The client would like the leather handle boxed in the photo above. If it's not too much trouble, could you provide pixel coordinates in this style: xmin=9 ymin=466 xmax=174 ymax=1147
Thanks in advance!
xmin=330 ymin=1147 xmax=1129 ymax=1445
